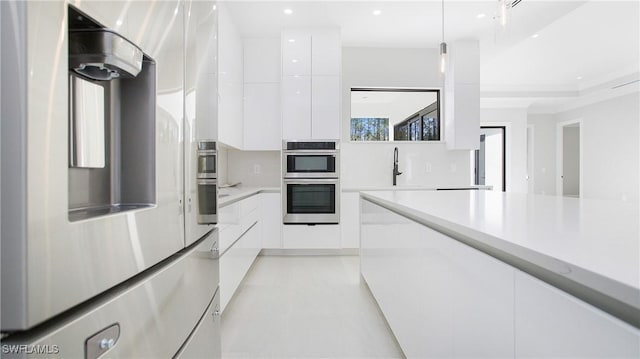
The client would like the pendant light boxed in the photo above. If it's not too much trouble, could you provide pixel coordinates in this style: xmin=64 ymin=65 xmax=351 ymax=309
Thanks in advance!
xmin=440 ymin=0 xmax=447 ymax=74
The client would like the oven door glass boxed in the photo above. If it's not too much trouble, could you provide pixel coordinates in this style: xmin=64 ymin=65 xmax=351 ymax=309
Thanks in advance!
xmin=286 ymin=155 xmax=336 ymax=174
xmin=198 ymin=154 xmax=216 ymax=175
xmin=287 ymin=183 xmax=336 ymax=214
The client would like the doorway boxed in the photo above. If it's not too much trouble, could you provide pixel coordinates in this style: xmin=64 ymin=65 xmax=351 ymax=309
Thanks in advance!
xmin=557 ymin=120 xmax=582 ymax=197
xmin=527 ymin=125 xmax=535 ymax=194
xmin=474 ymin=126 xmax=506 ymax=192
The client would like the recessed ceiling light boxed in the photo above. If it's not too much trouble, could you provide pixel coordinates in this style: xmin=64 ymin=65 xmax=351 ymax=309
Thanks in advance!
xmin=292 ymin=59 xmax=298 ymax=63
xmin=373 ymin=10 xmax=382 ymax=16
xmin=213 ymin=5 xmax=217 ymax=11
xmin=116 ymin=19 xmax=123 ymax=26
xmin=283 ymin=8 xmax=293 ymax=15
xmin=531 ymin=33 xmax=540 ymax=39
xmin=576 ymin=76 xmax=583 ymax=80
xmin=295 ymin=90 xmax=301 ymax=95
xmin=476 ymin=13 xmax=486 ymax=19
xmin=288 ymin=39 xmax=295 ymax=43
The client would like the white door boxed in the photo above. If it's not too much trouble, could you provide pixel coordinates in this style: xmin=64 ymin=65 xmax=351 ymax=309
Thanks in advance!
xmin=556 ymin=120 xmax=581 ymax=198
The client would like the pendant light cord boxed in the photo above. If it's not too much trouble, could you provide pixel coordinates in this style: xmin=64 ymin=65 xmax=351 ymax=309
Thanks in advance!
xmin=442 ymin=0 xmax=445 ymax=43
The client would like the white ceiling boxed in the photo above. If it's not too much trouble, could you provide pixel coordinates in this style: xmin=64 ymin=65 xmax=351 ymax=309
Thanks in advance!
xmin=224 ymin=0 xmax=640 ymax=111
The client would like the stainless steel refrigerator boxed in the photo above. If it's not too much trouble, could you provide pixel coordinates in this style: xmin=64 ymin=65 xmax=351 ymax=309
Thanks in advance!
xmin=1 ymin=1 xmax=221 ymax=357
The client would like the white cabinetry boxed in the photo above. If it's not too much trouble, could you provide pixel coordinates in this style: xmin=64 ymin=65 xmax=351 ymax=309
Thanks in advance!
xmin=311 ymin=76 xmax=341 ymax=140
xmin=243 ymin=83 xmax=281 ymax=150
xmin=444 ymin=39 xmax=480 ymax=150
xmin=340 ymin=192 xmax=359 ymax=248
xmin=515 ymin=271 xmax=640 ymax=358
xmin=243 ymin=39 xmax=281 ymax=150
xmin=260 ymin=193 xmax=282 ymax=248
xmin=360 ymin=199 xmax=514 ymax=358
xmin=219 ymin=195 xmax=261 ymax=312
xmin=282 ymin=76 xmax=312 ymax=139
xmin=281 ymin=29 xmax=341 ymax=140
xmin=217 ymin=4 xmax=243 ymax=149
xmin=244 ymin=38 xmax=280 ymax=83
xmin=283 ymin=225 xmax=340 ymax=249
xmin=281 ymin=31 xmax=312 ymax=76
xmin=361 ymin=198 xmax=640 ymax=357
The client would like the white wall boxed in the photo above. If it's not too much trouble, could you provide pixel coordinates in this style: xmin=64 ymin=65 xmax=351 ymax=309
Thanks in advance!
xmin=562 ymin=126 xmax=580 ymax=196
xmin=555 ymin=93 xmax=639 ymax=202
xmin=341 ymin=47 xmax=471 ymax=188
xmin=527 ymin=114 xmax=556 ymax=195
xmin=481 ymin=108 xmax=528 ymax=193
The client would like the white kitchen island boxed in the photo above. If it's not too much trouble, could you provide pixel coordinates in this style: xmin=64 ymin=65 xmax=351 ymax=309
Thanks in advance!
xmin=359 ymin=190 xmax=640 ymax=358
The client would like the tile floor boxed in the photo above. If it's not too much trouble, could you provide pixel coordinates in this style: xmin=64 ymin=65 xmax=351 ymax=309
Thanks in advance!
xmin=221 ymin=255 xmax=404 ymax=358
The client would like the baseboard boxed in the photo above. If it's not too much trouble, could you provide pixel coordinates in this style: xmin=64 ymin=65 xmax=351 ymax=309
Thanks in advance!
xmin=259 ymin=248 xmax=359 ymax=256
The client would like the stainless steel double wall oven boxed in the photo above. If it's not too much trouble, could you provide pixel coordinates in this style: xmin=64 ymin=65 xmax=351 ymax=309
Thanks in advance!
xmin=283 ymin=140 xmax=340 ymax=224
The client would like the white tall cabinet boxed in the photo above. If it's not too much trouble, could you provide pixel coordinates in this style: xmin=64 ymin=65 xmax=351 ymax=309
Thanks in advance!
xmin=281 ymin=29 xmax=341 ymax=140
xmin=217 ymin=4 xmax=243 ymax=149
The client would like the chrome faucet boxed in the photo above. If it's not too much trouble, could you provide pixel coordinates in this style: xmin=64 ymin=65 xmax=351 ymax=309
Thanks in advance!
xmin=393 ymin=147 xmax=403 ymax=186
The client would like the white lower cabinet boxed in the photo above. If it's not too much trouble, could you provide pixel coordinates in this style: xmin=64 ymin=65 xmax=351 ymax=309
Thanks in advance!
xmin=361 ymin=199 xmax=640 ymax=357
xmin=282 ymin=224 xmax=340 ymax=249
xmin=360 ymin=200 xmax=514 ymax=358
xmin=340 ymin=192 xmax=359 ymax=248
xmin=260 ymin=193 xmax=282 ymax=248
xmin=515 ymin=271 xmax=640 ymax=358
xmin=219 ymin=195 xmax=261 ymax=312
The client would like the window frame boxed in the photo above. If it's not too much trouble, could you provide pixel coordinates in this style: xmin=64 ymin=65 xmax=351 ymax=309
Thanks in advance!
xmin=349 ymin=87 xmax=442 ymax=143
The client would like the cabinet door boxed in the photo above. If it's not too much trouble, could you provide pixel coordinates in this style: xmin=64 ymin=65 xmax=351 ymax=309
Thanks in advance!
xmin=282 ymin=224 xmax=340 ymax=249
xmin=515 ymin=271 xmax=640 ymax=358
xmin=243 ymin=83 xmax=281 ymax=150
xmin=340 ymin=192 xmax=359 ymax=248
xmin=244 ymin=38 xmax=280 ymax=83
xmin=282 ymin=76 xmax=311 ymax=139
xmin=311 ymin=76 xmax=340 ymax=140
xmin=311 ymin=30 xmax=341 ymax=76
xmin=217 ymin=4 xmax=243 ymax=149
xmin=220 ymin=222 xmax=259 ymax=312
xmin=260 ymin=193 xmax=282 ymax=249
xmin=282 ymin=31 xmax=311 ymax=76
xmin=360 ymin=200 xmax=514 ymax=358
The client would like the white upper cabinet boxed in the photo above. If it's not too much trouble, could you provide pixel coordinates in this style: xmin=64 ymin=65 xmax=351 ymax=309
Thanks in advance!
xmin=243 ymin=38 xmax=281 ymax=150
xmin=311 ymin=30 xmax=341 ymax=76
xmin=282 ymin=31 xmax=312 ymax=76
xmin=444 ymin=39 xmax=480 ymax=150
xmin=244 ymin=38 xmax=280 ymax=83
xmin=311 ymin=75 xmax=341 ymax=139
xmin=243 ymin=83 xmax=281 ymax=150
xmin=282 ymin=76 xmax=312 ymax=139
xmin=218 ymin=3 xmax=243 ymax=149
xmin=281 ymin=29 xmax=341 ymax=140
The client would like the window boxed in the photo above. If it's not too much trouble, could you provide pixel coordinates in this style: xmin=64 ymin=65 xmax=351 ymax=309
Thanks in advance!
xmin=393 ymin=102 xmax=440 ymax=141
xmin=350 ymin=88 xmax=440 ymax=142
xmin=350 ymin=118 xmax=389 ymax=141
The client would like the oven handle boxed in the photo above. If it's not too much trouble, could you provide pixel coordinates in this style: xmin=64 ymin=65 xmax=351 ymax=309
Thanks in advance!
xmin=197 ymin=179 xmax=217 ymax=185
xmin=283 ymin=178 xmax=339 ymax=184
xmin=283 ymin=150 xmax=338 ymax=156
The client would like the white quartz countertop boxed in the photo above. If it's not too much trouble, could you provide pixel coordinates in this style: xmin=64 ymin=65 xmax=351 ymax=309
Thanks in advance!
xmin=219 ymin=186 xmax=280 ymax=207
xmin=343 ymin=185 xmax=491 ymax=192
xmin=360 ymin=190 xmax=640 ymax=315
